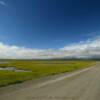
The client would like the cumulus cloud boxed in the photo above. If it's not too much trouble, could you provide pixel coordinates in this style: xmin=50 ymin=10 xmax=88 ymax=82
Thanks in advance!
xmin=0 ymin=43 xmax=63 ymax=59
xmin=61 ymin=36 xmax=100 ymax=59
xmin=0 ymin=1 xmax=6 ymax=6
xmin=0 ymin=36 xmax=100 ymax=59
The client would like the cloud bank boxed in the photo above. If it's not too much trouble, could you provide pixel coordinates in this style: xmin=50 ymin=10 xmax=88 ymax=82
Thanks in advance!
xmin=61 ymin=36 xmax=100 ymax=59
xmin=0 ymin=36 xmax=100 ymax=59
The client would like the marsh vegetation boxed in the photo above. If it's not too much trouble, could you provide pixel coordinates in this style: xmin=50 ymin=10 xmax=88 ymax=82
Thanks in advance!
xmin=0 ymin=60 xmax=95 ymax=87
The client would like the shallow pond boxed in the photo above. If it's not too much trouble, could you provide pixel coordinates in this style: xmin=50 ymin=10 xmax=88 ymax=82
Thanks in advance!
xmin=0 ymin=67 xmax=30 ymax=72
xmin=0 ymin=61 xmax=9 ymax=64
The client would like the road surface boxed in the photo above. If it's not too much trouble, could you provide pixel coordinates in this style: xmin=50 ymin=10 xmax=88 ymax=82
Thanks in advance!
xmin=0 ymin=62 xmax=100 ymax=100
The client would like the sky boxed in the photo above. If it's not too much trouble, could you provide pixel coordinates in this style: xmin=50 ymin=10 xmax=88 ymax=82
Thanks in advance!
xmin=0 ymin=0 xmax=100 ymax=59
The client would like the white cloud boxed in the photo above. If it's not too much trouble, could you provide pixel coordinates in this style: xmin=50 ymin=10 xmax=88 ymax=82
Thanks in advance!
xmin=0 ymin=36 xmax=100 ymax=59
xmin=0 ymin=1 xmax=6 ymax=6
xmin=61 ymin=36 xmax=100 ymax=59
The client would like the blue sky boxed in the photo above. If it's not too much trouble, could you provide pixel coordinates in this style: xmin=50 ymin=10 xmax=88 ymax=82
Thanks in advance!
xmin=0 ymin=0 xmax=100 ymax=59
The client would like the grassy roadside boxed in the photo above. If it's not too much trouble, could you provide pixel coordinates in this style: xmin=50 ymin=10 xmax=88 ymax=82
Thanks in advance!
xmin=0 ymin=60 xmax=96 ymax=87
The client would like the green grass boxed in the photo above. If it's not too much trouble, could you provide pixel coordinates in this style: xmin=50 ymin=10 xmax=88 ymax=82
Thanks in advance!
xmin=0 ymin=60 xmax=96 ymax=87
xmin=0 ymin=71 xmax=33 ymax=86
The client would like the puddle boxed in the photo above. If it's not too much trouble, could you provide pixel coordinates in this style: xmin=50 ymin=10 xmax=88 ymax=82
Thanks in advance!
xmin=0 ymin=62 xmax=9 ymax=64
xmin=0 ymin=67 xmax=30 ymax=72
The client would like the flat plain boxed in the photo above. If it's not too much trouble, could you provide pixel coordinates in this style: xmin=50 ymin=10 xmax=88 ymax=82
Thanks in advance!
xmin=0 ymin=60 xmax=95 ymax=87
